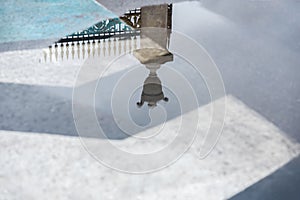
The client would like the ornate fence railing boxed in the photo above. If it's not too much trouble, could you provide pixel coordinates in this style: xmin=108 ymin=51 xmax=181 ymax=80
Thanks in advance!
xmin=56 ymin=8 xmax=141 ymax=44
xmin=43 ymin=5 xmax=172 ymax=62
xmin=57 ymin=18 xmax=140 ymax=44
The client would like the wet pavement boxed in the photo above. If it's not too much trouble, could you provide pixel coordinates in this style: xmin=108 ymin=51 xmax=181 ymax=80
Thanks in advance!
xmin=0 ymin=0 xmax=300 ymax=199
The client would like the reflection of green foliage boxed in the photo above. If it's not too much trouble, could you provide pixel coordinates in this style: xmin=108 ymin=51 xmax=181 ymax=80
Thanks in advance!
xmin=69 ymin=18 xmax=132 ymax=36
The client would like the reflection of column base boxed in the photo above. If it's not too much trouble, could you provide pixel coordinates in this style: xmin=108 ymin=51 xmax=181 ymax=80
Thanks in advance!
xmin=133 ymin=48 xmax=173 ymax=65
xmin=134 ymin=47 xmax=172 ymax=108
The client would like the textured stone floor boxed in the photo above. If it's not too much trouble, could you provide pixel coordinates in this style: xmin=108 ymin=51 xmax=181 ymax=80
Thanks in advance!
xmin=1 ymin=96 xmax=299 ymax=200
xmin=1 ymin=0 xmax=300 ymax=199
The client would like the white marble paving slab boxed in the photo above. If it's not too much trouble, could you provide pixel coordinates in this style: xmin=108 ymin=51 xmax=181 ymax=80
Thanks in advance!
xmin=0 ymin=95 xmax=298 ymax=200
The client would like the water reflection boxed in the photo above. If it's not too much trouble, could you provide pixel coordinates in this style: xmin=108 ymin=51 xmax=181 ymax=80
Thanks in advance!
xmin=43 ymin=4 xmax=172 ymax=62
xmin=133 ymin=4 xmax=173 ymax=107
xmin=136 ymin=62 xmax=169 ymax=108
xmin=52 ymin=4 xmax=176 ymax=109
xmin=67 ymin=3 xmax=211 ymax=140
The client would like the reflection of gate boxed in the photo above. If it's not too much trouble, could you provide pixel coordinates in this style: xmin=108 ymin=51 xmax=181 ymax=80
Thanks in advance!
xmin=43 ymin=5 xmax=172 ymax=62
xmin=57 ymin=18 xmax=139 ymax=44
xmin=56 ymin=5 xmax=172 ymax=44
xmin=57 ymin=8 xmax=141 ymax=44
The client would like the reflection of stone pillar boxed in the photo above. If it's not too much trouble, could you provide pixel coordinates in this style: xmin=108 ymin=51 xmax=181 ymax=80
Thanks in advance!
xmin=140 ymin=4 xmax=171 ymax=49
xmin=134 ymin=49 xmax=173 ymax=108
xmin=134 ymin=4 xmax=173 ymax=108
xmin=137 ymin=63 xmax=169 ymax=107
xmin=141 ymin=4 xmax=169 ymax=28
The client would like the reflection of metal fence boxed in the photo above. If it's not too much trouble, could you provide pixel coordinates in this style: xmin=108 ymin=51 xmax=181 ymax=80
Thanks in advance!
xmin=167 ymin=4 xmax=172 ymax=29
xmin=43 ymin=5 xmax=173 ymax=62
xmin=44 ymin=35 xmax=141 ymax=62
xmin=120 ymin=8 xmax=141 ymax=29
xmin=57 ymin=18 xmax=140 ymax=44
xmin=53 ymin=5 xmax=173 ymax=45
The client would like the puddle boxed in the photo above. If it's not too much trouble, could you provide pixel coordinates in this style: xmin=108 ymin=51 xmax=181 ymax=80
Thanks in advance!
xmin=34 ymin=4 xmax=224 ymax=172
xmin=45 ymin=4 xmax=214 ymax=140
xmin=35 ymin=2 xmax=227 ymax=142
xmin=1 ymin=2 xmax=227 ymax=172
xmin=1 ymin=1 xmax=299 ymax=174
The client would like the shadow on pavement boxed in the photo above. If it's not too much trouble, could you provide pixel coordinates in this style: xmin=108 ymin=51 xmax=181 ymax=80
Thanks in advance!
xmin=230 ymin=155 xmax=300 ymax=200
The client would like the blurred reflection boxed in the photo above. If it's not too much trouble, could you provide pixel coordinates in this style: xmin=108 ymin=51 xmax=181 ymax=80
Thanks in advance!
xmin=43 ymin=4 xmax=172 ymax=62
xmin=45 ymin=4 xmax=174 ymax=108
xmin=134 ymin=4 xmax=173 ymax=107
xmin=135 ymin=52 xmax=171 ymax=107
